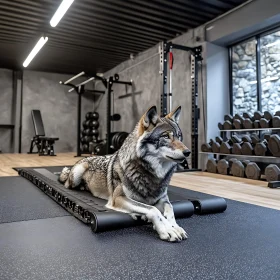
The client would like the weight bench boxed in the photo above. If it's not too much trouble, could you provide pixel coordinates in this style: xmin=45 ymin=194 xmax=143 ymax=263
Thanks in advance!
xmin=28 ymin=110 xmax=59 ymax=156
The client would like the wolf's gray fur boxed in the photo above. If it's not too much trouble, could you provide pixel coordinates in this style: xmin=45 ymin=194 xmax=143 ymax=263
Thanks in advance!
xmin=60 ymin=106 xmax=190 ymax=242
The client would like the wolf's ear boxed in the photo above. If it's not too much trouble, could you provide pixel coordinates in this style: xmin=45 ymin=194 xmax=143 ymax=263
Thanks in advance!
xmin=143 ymin=106 xmax=158 ymax=128
xmin=139 ymin=106 xmax=159 ymax=135
xmin=166 ymin=106 xmax=181 ymax=123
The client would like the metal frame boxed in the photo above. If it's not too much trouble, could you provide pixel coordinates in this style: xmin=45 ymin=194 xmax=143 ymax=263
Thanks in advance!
xmin=160 ymin=41 xmax=202 ymax=170
xmin=60 ymin=72 xmax=132 ymax=156
xmin=60 ymin=72 xmax=106 ymax=157
xmin=105 ymin=77 xmax=132 ymax=155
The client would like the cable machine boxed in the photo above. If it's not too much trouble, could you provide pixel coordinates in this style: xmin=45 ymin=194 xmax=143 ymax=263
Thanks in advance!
xmin=159 ymin=41 xmax=203 ymax=170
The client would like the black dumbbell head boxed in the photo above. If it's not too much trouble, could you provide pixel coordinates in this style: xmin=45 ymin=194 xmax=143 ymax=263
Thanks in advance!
xmin=254 ymin=111 xmax=262 ymax=121
xmin=265 ymin=164 xmax=280 ymax=182
xmin=241 ymin=142 xmax=254 ymax=155
xmin=243 ymin=118 xmax=254 ymax=129
xmin=233 ymin=119 xmax=242 ymax=129
xmin=217 ymin=159 xmax=229 ymax=175
xmin=232 ymin=160 xmax=245 ymax=177
xmin=232 ymin=143 xmax=242 ymax=155
xmin=272 ymin=116 xmax=280 ymax=128
xmin=220 ymin=142 xmax=232 ymax=154
xmin=206 ymin=158 xmax=217 ymax=173
xmin=268 ymin=134 xmax=280 ymax=156
xmin=264 ymin=111 xmax=273 ymax=121
xmin=223 ymin=120 xmax=233 ymax=130
xmin=245 ymin=162 xmax=261 ymax=180
xmin=224 ymin=114 xmax=233 ymax=122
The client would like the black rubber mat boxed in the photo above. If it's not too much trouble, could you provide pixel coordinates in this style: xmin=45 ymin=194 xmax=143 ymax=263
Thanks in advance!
xmin=0 ymin=198 xmax=279 ymax=280
xmin=0 ymin=177 xmax=69 ymax=224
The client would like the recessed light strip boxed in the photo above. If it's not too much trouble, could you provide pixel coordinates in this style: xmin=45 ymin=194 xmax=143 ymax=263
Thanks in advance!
xmin=50 ymin=0 xmax=75 ymax=27
xmin=23 ymin=36 xmax=48 ymax=68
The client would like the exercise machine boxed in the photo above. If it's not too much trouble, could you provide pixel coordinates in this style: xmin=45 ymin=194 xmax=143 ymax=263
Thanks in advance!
xmin=28 ymin=110 xmax=59 ymax=156
xmin=18 ymin=167 xmax=227 ymax=233
xmin=159 ymin=41 xmax=203 ymax=170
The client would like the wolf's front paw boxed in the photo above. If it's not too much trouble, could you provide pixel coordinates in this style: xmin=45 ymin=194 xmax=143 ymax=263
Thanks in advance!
xmin=173 ymin=225 xmax=188 ymax=240
xmin=158 ymin=224 xmax=183 ymax=242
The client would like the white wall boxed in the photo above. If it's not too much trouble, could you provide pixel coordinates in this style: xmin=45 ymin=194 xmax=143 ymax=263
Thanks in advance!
xmin=206 ymin=43 xmax=230 ymax=141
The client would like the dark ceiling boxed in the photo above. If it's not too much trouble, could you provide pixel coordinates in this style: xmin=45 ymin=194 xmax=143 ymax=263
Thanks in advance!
xmin=0 ymin=0 xmax=248 ymax=75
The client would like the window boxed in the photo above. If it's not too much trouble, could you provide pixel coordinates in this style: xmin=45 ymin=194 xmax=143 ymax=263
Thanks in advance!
xmin=230 ymin=29 xmax=280 ymax=114
xmin=260 ymin=31 xmax=280 ymax=112
xmin=231 ymin=39 xmax=257 ymax=115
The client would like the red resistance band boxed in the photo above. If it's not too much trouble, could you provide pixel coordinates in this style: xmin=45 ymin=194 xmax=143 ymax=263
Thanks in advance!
xmin=169 ymin=52 xmax=173 ymax=70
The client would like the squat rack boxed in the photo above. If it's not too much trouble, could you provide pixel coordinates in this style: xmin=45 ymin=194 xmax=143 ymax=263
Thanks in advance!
xmin=159 ymin=41 xmax=203 ymax=170
xmin=60 ymin=72 xmax=132 ymax=156
xmin=60 ymin=72 xmax=106 ymax=157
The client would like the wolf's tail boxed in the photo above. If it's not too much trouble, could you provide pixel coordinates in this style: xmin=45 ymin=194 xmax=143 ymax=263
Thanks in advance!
xmin=59 ymin=167 xmax=71 ymax=183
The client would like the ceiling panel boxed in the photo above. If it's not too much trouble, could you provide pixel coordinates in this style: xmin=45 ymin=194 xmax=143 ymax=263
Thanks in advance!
xmin=0 ymin=0 xmax=248 ymax=74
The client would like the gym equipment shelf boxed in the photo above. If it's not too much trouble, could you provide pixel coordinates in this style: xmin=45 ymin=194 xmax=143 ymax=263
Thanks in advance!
xmin=220 ymin=127 xmax=280 ymax=132
xmin=200 ymin=152 xmax=279 ymax=159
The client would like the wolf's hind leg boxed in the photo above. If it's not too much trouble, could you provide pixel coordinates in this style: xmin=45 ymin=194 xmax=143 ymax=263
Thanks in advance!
xmin=111 ymin=189 xmax=184 ymax=242
xmin=65 ymin=162 xmax=89 ymax=189
xmin=154 ymin=196 xmax=188 ymax=239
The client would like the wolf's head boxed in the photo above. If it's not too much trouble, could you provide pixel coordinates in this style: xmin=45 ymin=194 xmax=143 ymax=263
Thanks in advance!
xmin=136 ymin=105 xmax=191 ymax=164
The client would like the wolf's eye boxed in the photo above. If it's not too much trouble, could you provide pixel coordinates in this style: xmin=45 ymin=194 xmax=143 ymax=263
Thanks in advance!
xmin=161 ymin=133 xmax=170 ymax=139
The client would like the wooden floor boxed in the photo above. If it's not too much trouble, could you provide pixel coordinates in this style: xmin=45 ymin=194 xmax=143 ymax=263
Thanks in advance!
xmin=1 ymin=153 xmax=279 ymax=211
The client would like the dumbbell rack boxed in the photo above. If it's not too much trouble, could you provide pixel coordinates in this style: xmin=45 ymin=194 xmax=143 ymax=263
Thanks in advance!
xmin=201 ymin=126 xmax=280 ymax=161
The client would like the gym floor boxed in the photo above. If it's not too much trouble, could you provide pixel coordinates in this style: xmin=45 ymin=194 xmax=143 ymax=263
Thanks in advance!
xmin=1 ymin=153 xmax=279 ymax=210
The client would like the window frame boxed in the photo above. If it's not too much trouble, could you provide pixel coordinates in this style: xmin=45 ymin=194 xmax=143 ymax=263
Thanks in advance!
xmin=229 ymin=26 xmax=280 ymax=114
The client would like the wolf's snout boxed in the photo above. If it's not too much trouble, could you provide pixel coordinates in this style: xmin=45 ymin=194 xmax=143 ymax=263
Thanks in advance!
xmin=183 ymin=149 xmax=191 ymax=157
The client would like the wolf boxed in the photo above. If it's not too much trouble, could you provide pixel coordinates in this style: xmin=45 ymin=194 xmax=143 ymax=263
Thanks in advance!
xmin=59 ymin=105 xmax=191 ymax=242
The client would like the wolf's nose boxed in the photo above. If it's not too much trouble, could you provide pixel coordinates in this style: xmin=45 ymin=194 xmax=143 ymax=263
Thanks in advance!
xmin=183 ymin=149 xmax=191 ymax=157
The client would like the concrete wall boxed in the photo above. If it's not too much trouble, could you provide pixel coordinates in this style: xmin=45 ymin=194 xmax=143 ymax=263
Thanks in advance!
xmin=206 ymin=43 xmax=230 ymax=141
xmin=21 ymin=71 xmax=93 ymax=153
xmin=0 ymin=69 xmax=14 ymax=153
xmin=95 ymin=26 xmax=207 ymax=168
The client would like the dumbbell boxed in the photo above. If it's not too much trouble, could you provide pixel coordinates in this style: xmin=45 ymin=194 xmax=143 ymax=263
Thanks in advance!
xmin=268 ymin=134 xmax=280 ymax=156
xmin=231 ymin=159 xmax=250 ymax=177
xmin=254 ymin=134 xmax=271 ymax=156
xmin=241 ymin=134 xmax=260 ymax=155
xmin=259 ymin=111 xmax=273 ymax=128
xmin=220 ymin=135 xmax=242 ymax=154
xmin=218 ymin=120 xmax=233 ymax=130
xmin=85 ymin=112 xmax=94 ymax=120
xmin=233 ymin=113 xmax=245 ymax=129
xmin=218 ymin=115 xmax=233 ymax=130
xmin=84 ymin=136 xmax=93 ymax=143
xmin=265 ymin=164 xmax=280 ymax=182
xmin=271 ymin=111 xmax=280 ymax=128
xmin=217 ymin=158 xmax=237 ymax=175
xmin=231 ymin=135 xmax=251 ymax=155
xmin=201 ymin=139 xmax=214 ymax=152
xmin=243 ymin=112 xmax=255 ymax=129
xmin=206 ymin=158 xmax=217 ymax=173
xmin=83 ymin=120 xmax=88 ymax=129
xmin=92 ymin=112 xmax=99 ymax=120
xmin=245 ymin=162 xmax=261 ymax=180
xmin=88 ymin=120 xmax=99 ymax=129
xmin=82 ymin=143 xmax=89 ymax=152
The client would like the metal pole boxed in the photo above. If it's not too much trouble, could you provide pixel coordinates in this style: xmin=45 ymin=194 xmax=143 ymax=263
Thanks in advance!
xmin=106 ymin=77 xmax=113 ymax=155
xmin=169 ymin=46 xmax=173 ymax=113
xmin=161 ymin=41 xmax=168 ymax=117
xmin=76 ymin=85 xmax=83 ymax=157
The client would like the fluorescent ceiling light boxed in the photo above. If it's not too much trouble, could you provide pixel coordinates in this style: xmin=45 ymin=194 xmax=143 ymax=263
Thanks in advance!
xmin=23 ymin=36 xmax=48 ymax=67
xmin=50 ymin=0 xmax=74 ymax=27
